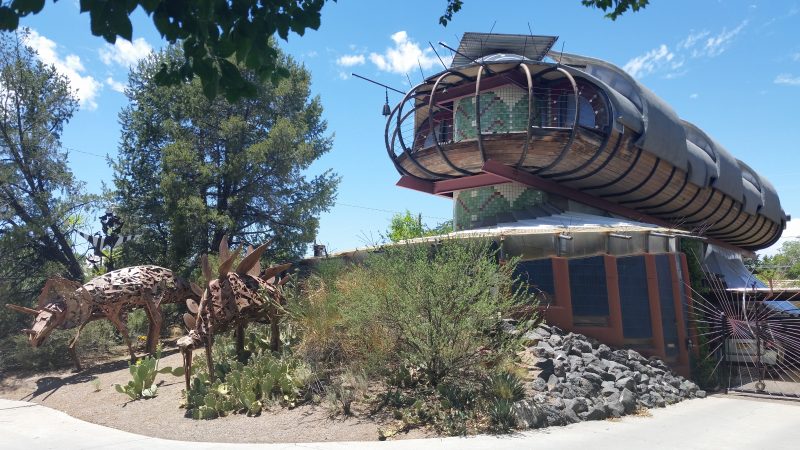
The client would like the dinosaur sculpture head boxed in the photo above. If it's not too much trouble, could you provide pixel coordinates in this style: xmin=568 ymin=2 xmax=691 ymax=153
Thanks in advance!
xmin=6 ymin=278 xmax=90 ymax=347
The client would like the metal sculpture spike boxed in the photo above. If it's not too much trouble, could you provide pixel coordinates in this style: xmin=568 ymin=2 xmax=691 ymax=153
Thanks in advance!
xmin=177 ymin=236 xmax=291 ymax=390
xmin=5 ymin=266 xmax=200 ymax=370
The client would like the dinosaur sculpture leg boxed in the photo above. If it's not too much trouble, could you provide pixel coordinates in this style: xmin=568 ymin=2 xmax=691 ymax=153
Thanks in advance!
xmin=205 ymin=334 xmax=215 ymax=382
xmin=235 ymin=323 xmax=245 ymax=360
xmin=67 ymin=321 xmax=89 ymax=371
xmin=142 ymin=298 xmax=163 ymax=355
xmin=106 ymin=308 xmax=137 ymax=363
xmin=181 ymin=347 xmax=193 ymax=391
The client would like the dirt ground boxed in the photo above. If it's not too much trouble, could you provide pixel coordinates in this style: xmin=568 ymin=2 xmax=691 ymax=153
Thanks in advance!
xmin=0 ymin=349 xmax=430 ymax=443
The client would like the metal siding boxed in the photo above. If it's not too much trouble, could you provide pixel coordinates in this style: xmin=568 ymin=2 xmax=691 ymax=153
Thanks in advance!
xmin=515 ymin=259 xmax=555 ymax=298
xmin=656 ymin=255 xmax=679 ymax=356
xmin=568 ymin=256 xmax=609 ymax=317
xmin=617 ymin=256 xmax=653 ymax=339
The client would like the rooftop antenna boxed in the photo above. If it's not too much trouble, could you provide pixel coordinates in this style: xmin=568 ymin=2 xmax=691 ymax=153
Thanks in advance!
xmin=559 ymin=41 xmax=565 ymax=64
xmin=417 ymin=59 xmax=426 ymax=81
xmin=429 ymin=41 xmax=448 ymax=69
xmin=480 ymin=20 xmax=497 ymax=57
xmin=438 ymin=41 xmax=495 ymax=75
xmin=405 ymin=73 xmax=413 ymax=87
xmin=351 ymin=73 xmax=405 ymax=94
xmin=351 ymin=73 xmax=405 ymax=116
xmin=527 ymin=22 xmax=538 ymax=58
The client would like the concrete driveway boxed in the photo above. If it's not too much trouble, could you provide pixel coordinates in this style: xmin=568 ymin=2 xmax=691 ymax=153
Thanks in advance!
xmin=0 ymin=395 xmax=797 ymax=449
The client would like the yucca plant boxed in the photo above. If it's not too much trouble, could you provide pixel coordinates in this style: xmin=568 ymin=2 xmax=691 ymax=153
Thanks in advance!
xmin=487 ymin=371 xmax=525 ymax=402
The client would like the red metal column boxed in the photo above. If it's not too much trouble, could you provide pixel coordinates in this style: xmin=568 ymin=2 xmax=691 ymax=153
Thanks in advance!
xmin=603 ymin=255 xmax=625 ymax=347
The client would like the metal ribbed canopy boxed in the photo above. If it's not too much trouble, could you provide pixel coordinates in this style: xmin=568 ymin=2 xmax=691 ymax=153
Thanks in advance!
xmin=450 ymin=32 xmax=558 ymax=68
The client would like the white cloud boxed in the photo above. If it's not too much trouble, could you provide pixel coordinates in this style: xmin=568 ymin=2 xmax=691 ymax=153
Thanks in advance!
xmin=105 ymin=77 xmax=126 ymax=93
xmin=336 ymin=54 xmax=365 ymax=67
xmin=689 ymin=93 xmax=699 ymax=99
xmin=24 ymin=29 xmax=101 ymax=110
xmin=338 ymin=71 xmax=349 ymax=80
xmin=369 ymin=31 xmax=450 ymax=75
xmin=622 ymin=44 xmax=675 ymax=79
xmin=774 ymin=73 xmax=800 ymax=86
xmin=695 ymin=20 xmax=748 ymax=57
xmin=99 ymin=37 xmax=153 ymax=68
xmin=678 ymin=30 xmax=710 ymax=50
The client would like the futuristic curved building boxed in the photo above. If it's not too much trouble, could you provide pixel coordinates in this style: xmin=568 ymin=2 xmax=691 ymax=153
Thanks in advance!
xmin=378 ymin=33 xmax=788 ymax=375
xmin=387 ymin=33 xmax=786 ymax=251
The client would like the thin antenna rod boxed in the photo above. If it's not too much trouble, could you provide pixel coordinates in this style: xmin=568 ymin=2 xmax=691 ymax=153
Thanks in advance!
xmin=559 ymin=41 xmax=565 ymax=64
xmin=480 ymin=20 xmax=496 ymax=56
xmin=429 ymin=41 xmax=448 ymax=69
xmin=351 ymin=73 xmax=406 ymax=94
xmin=527 ymin=22 xmax=537 ymax=57
xmin=406 ymin=73 xmax=413 ymax=87
xmin=417 ymin=59 xmax=425 ymax=81
xmin=438 ymin=41 xmax=495 ymax=75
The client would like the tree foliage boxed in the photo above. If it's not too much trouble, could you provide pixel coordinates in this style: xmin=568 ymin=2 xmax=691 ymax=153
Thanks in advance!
xmin=759 ymin=241 xmax=800 ymax=280
xmin=0 ymin=30 xmax=95 ymax=335
xmin=438 ymin=0 xmax=649 ymax=25
xmin=387 ymin=210 xmax=453 ymax=243
xmin=0 ymin=0 xmax=331 ymax=101
xmin=113 ymin=44 xmax=338 ymax=272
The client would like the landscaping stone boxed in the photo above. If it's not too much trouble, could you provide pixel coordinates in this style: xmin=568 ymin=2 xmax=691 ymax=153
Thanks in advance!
xmin=512 ymin=324 xmax=707 ymax=431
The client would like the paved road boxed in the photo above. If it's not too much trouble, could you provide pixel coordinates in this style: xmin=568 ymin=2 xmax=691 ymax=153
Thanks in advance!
xmin=0 ymin=395 xmax=797 ymax=449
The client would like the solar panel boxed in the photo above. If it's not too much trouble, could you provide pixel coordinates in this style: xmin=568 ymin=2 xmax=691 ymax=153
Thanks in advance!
xmin=450 ymin=32 xmax=559 ymax=68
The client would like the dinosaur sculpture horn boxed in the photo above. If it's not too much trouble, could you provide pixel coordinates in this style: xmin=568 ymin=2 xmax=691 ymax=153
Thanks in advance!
xmin=235 ymin=242 xmax=270 ymax=276
xmin=218 ymin=244 xmax=242 ymax=277
xmin=262 ymin=263 xmax=292 ymax=282
xmin=6 ymin=304 xmax=40 ymax=315
xmin=201 ymin=254 xmax=213 ymax=286
xmin=183 ymin=313 xmax=196 ymax=331
xmin=190 ymin=282 xmax=203 ymax=297
xmin=218 ymin=235 xmax=231 ymax=262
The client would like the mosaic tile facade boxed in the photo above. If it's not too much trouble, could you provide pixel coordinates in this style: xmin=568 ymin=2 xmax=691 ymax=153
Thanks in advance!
xmin=453 ymin=85 xmax=529 ymax=141
xmin=453 ymin=183 xmax=547 ymax=230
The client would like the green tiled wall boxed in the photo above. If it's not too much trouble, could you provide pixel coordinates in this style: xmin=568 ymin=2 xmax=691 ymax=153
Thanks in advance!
xmin=454 ymin=85 xmax=529 ymax=141
xmin=454 ymin=183 xmax=547 ymax=230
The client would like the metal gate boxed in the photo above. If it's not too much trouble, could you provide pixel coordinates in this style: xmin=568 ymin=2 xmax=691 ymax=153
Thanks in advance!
xmin=688 ymin=278 xmax=800 ymax=399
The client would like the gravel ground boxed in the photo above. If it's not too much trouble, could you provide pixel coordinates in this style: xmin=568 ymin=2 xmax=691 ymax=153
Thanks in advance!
xmin=0 ymin=350 xmax=428 ymax=443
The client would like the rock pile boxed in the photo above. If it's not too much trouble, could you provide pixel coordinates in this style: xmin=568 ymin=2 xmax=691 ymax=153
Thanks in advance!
xmin=513 ymin=323 xmax=706 ymax=429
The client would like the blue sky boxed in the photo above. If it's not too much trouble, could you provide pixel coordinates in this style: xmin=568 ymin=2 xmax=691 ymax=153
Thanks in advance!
xmin=16 ymin=0 xmax=800 ymax=257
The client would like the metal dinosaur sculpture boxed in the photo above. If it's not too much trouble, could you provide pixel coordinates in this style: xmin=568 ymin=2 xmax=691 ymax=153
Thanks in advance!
xmin=177 ymin=236 xmax=291 ymax=390
xmin=6 ymin=266 xmax=201 ymax=370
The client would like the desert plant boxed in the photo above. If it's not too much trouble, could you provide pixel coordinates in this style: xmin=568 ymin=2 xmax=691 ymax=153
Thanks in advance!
xmin=486 ymin=371 xmax=525 ymax=402
xmin=114 ymin=345 xmax=184 ymax=400
xmin=365 ymin=239 xmax=536 ymax=386
xmin=488 ymin=398 xmax=516 ymax=431
xmin=185 ymin=349 xmax=311 ymax=419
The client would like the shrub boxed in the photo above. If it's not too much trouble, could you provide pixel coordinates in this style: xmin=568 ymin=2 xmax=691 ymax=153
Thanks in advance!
xmin=364 ymin=239 xmax=536 ymax=386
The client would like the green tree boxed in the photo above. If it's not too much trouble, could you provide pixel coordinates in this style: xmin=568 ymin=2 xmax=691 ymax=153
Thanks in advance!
xmin=0 ymin=31 xmax=95 ymax=335
xmin=761 ymin=241 xmax=800 ymax=280
xmin=387 ymin=210 xmax=453 ymax=242
xmin=113 ymin=45 xmax=338 ymax=272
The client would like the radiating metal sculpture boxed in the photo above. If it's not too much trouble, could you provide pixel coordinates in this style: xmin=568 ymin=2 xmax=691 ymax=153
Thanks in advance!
xmin=687 ymin=268 xmax=800 ymax=398
xmin=6 ymin=266 xmax=201 ymax=370
xmin=177 ymin=236 xmax=291 ymax=390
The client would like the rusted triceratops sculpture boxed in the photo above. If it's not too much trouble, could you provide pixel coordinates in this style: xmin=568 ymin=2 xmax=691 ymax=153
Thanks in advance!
xmin=178 ymin=236 xmax=291 ymax=390
xmin=6 ymin=266 xmax=201 ymax=370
